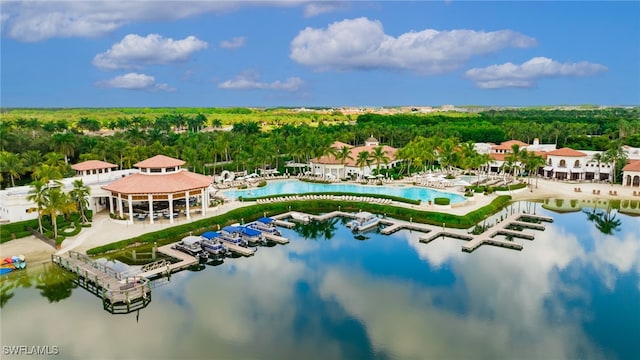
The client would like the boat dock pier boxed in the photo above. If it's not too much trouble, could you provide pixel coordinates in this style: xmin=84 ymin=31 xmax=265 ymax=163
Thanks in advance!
xmin=137 ymin=244 xmax=199 ymax=278
xmin=417 ymin=213 xmax=552 ymax=252
xmin=220 ymin=241 xmax=256 ymax=256
xmin=52 ymin=251 xmax=151 ymax=314
xmin=262 ymin=233 xmax=289 ymax=244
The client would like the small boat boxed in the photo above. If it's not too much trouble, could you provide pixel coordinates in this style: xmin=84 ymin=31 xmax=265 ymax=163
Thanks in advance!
xmin=200 ymin=231 xmax=230 ymax=259
xmin=219 ymin=226 xmax=249 ymax=247
xmin=1 ymin=255 xmax=26 ymax=274
xmin=239 ymin=226 xmax=266 ymax=246
xmin=173 ymin=236 xmax=206 ymax=257
xmin=247 ymin=217 xmax=281 ymax=236
xmin=346 ymin=212 xmax=380 ymax=232
xmin=290 ymin=212 xmax=311 ymax=223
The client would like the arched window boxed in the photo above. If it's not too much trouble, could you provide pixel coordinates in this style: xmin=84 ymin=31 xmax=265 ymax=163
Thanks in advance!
xmin=559 ymin=159 xmax=566 ymax=167
xmin=574 ymin=160 xmax=580 ymax=167
xmin=548 ymin=159 xmax=552 ymax=166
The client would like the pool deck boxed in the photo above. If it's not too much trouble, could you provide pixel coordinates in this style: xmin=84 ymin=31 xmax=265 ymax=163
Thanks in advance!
xmin=6 ymin=177 xmax=636 ymax=267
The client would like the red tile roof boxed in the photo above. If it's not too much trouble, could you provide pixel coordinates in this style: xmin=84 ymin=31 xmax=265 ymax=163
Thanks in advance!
xmin=102 ymin=170 xmax=212 ymax=195
xmin=71 ymin=160 xmax=118 ymax=171
xmin=492 ymin=140 xmax=528 ymax=151
xmin=489 ymin=153 xmax=507 ymax=161
xmin=546 ymin=148 xmax=587 ymax=157
xmin=623 ymin=160 xmax=640 ymax=172
xmin=331 ymin=141 xmax=353 ymax=149
xmin=134 ymin=155 xmax=185 ymax=169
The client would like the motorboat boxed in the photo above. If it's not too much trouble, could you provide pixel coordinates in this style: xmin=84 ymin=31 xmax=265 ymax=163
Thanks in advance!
xmin=200 ymin=231 xmax=230 ymax=258
xmin=346 ymin=212 xmax=380 ymax=232
xmin=239 ymin=226 xmax=265 ymax=246
xmin=290 ymin=212 xmax=311 ymax=223
xmin=247 ymin=217 xmax=281 ymax=236
xmin=219 ymin=226 xmax=249 ymax=247
xmin=173 ymin=236 xmax=207 ymax=257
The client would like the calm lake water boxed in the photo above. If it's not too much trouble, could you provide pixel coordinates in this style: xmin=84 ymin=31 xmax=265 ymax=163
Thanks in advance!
xmin=1 ymin=201 xmax=639 ymax=360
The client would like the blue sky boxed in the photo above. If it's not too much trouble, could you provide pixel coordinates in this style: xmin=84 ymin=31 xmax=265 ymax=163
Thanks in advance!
xmin=1 ymin=1 xmax=639 ymax=107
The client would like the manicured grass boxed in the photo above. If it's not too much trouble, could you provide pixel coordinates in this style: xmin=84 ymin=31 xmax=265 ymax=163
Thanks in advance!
xmin=86 ymin=196 xmax=512 ymax=256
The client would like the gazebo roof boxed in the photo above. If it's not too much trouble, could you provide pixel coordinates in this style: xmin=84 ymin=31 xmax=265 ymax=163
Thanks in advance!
xmin=134 ymin=155 xmax=185 ymax=169
xmin=102 ymin=170 xmax=212 ymax=195
xmin=71 ymin=160 xmax=118 ymax=171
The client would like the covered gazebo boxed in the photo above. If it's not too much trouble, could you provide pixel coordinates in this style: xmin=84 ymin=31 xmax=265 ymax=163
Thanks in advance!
xmin=101 ymin=155 xmax=213 ymax=224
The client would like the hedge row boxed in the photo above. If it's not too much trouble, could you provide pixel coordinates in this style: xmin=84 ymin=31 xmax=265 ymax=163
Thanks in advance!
xmin=87 ymin=196 xmax=512 ymax=256
xmin=433 ymin=197 xmax=451 ymax=206
xmin=467 ymin=182 xmax=527 ymax=193
xmin=0 ymin=219 xmax=40 ymax=243
xmin=240 ymin=191 xmax=421 ymax=205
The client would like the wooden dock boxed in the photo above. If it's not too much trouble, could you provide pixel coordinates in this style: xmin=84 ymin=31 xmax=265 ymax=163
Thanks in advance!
xmin=380 ymin=221 xmax=434 ymax=235
xmin=52 ymin=251 xmax=151 ymax=313
xmin=138 ymin=244 xmax=198 ymax=278
xmin=262 ymin=233 xmax=289 ymax=244
xmin=273 ymin=219 xmax=295 ymax=228
xmin=220 ymin=241 xmax=255 ymax=256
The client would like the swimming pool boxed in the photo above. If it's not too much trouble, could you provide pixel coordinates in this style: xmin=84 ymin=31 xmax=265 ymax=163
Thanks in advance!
xmin=220 ymin=180 xmax=467 ymax=204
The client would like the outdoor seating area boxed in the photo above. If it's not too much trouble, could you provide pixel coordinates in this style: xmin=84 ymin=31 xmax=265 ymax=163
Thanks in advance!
xmin=255 ymin=194 xmax=393 ymax=204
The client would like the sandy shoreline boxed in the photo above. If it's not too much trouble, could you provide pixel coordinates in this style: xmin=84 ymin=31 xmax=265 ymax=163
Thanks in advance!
xmin=2 ymin=178 xmax=638 ymax=267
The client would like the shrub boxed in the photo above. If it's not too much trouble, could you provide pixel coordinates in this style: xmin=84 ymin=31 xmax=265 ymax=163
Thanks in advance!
xmin=257 ymin=181 xmax=267 ymax=188
xmin=434 ymin=197 xmax=451 ymax=206
xmin=0 ymin=218 xmax=39 ymax=243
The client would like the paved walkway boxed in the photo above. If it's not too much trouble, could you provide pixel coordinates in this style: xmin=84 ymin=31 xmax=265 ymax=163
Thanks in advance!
xmin=3 ymin=177 xmax=637 ymax=265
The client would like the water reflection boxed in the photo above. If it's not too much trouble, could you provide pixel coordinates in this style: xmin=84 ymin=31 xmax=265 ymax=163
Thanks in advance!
xmin=1 ymin=201 xmax=638 ymax=360
xmin=584 ymin=203 xmax=622 ymax=235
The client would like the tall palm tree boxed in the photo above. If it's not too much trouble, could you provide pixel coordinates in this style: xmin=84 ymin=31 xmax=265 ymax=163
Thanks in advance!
xmin=335 ymin=146 xmax=354 ymax=178
xmin=437 ymin=139 xmax=458 ymax=174
xmin=0 ymin=151 xmax=25 ymax=187
xmin=51 ymin=132 xmax=77 ymax=164
xmin=69 ymin=179 xmax=91 ymax=223
xmin=27 ymin=180 xmax=48 ymax=233
xmin=355 ymin=151 xmax=372 ymax=179
xmin=371 ymin=146 xmax=389 ymax=175
xmin=41 ymin=188 xmax=76 ymax=239
xmin=22 ymin=150 xmax=43 ymax=175
xmin=524 ymin=154 xmax=546 ymax=190
xmin=33 ymin=164 xmax=63 ymax=184
xmin=592 ymin=152 xmax=604 ymax=181
xmin=603 ymin=141 xmax=627 ymax=184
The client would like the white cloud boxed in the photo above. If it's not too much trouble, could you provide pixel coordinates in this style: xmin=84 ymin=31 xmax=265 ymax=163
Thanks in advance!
xmin=93 ymin=34 xmax=208 ymax=70
xmin=303 ymin=1 xmax=347 ymax=17
xmin=219 ymin=36 xmax=246 ymax=49
xmin=465 ymin=57 xmax=608 ymax=89
xmin=1 ymin=1 xmax=240 ymax=42
xmin=290 ymin=17 xmax=536 ymax=74
xmin=219 ymin=71 xmax=304 ymax=91
xmin=95 ymin=72 xmax=175 ymax=91
xmin=1 ymin=1 xmax=324 ymax=42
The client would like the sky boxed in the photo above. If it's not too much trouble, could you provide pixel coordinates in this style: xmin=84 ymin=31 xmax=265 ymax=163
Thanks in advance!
xmin=1 ymin=1 xmax=639 ymax=108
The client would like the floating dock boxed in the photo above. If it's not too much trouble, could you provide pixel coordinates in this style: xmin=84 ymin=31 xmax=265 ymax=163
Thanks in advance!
xmin=262 ymin=233 xmax=289 ymax=244
xmin=220 ymin=241 xmax=255 ymax=256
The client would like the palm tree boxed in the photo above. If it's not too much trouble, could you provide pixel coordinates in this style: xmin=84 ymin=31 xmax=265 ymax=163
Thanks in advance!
xmin=335 ymin=146 xmax=354 ymax=178
xmin=603 ymin=141 xmax=627 ymax=184
xmin=437 ymin=139 xmax=458 ymax=174
xmin=524 ymin=154 xmax=546 ymax=190
xmin=51 ymin=132 xmax=77 ymax=164
xmin=22 ymin=150 xmax=43 ymax=175
xmin=27 ymin=180 xmax=48 ymax=233
xmin=33 ymin=164 xmax=63 ymax=183
xmin=0 ymin=152 xmax=25 ymax=187
xmin=355 ymin=151 xmax=372 ymax=179
xmin=69 ymin=179 xmax=91 ymax=224
xmin=592 ymin=152 xmax=604 ymax=181
xmin=41 ymin=188 xmax=76 ymax=239
xmin=371 ymin=146 xmax=390 ymax=175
